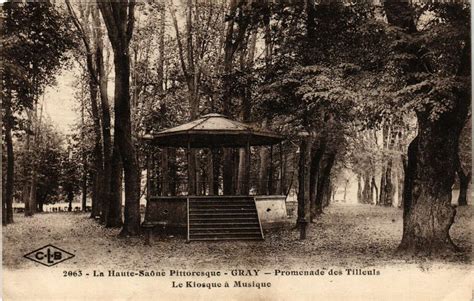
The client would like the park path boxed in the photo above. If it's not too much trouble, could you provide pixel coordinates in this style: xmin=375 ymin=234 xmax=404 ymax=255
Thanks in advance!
xmin=3 ymin=203 xmax=471 ymax=270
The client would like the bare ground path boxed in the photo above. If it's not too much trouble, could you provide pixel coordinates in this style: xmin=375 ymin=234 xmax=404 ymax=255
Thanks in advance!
xmin=3 ymin=203 xmax=471 ymax=271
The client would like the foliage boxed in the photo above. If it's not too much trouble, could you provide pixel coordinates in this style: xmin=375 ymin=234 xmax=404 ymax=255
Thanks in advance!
xmin=60 ymin=140 xmax=83 ymax=201
xmin=2 ymin=1 xmax=76 ymax=130
xmin=388 ymin=3 xmax=470 ymax=122
xmin=13 ymin=118 xmax=77 ymax=204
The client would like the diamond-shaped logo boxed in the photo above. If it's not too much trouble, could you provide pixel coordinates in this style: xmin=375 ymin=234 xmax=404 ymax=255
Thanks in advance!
xmin=24 ymin=244 xmax=75 ymax=267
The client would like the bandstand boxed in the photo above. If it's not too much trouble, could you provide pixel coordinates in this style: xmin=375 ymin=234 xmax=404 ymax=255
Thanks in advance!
xmin=142 ymin=113 xmax=287 ymax=242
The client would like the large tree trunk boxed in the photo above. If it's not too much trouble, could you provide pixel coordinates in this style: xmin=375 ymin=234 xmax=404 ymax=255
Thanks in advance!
xmin=4 ymin=106 xmax=14 ymax=224
xmin=315 ymin=152 xmax=335 ymax=214
xmin=304 ymin=0 xmax=316 ymax=65
xmin=379 ymin=123 xmax=396 ymax=206
xmin=379 ymin=160 xmax=394 ymax=206
xmin=37 ymin=193 xmax=45 ymax=213
xmin=384 ymin=0 xmax=470 ymax=255
xmin=362 ymin=171 xmax=371 ymax=204
xmin=322 ymin=178 xmax=332 ymax=208
xmin=89 ymin=82 xmax=103 ymax=219
xmin=221 ymin=0 xmax=249 ymax=196
xmin=297 ymin=136 xmax=312 ymax=239
xmin=397 ymin=160 xmax=404 ymax=207
xmin=67 ymin=191 xmax=73 ymax=212
xmin=93 ymin=7 xmax=113 ymax=224
xmin=27 ymin=169 xmax=38 ymax=217
xmin=170 ymin=0 xmax=201 ymax=196
xmin=81 ymin=167 xmax=87 ymax=211
xmin=90 ymin=170 xmax=100 ymax=218
xmin=27 ymin=103 xmax=41 ymax=217
xmin=398 ymin=107 xmax=467 ymax=255
xmin=22 ymin=133 xmax=31 ymax=216
xmin=371 ymin=176 xmax=378 ymax=205
xmin=25 ymin=102 xmax=42 ymax=217
xmin=309 ymin=139 xmax=325 ymax=221
xmin=99 ymin=1 xmax=140 ymax=236
xmin=114 ymin=50 xmax=141 ymax=236
xmin=2 ymin=173 xmax=7 ymax=226
xmin=378 ymin=165 xmax=386 ymax=205
xmin=106 ymin=143 xmax=123 ymax=228
xmin=343 ymin=179 xmax=349 ymax=202
xmin=456 ymin=151 xmax=470 ymax=206
xmin=457 ymin=169 xmax=470 ymax=206
xmin=386 ymin=160 xmax=394 ymax=206
xmin=401 ymin=137 xmax=417 ymax=220
xmin=236 ymin=28 xmax=256 ymax=195
xmin=66 ymin=1 xmax=104 ymax=219
xmin=357 ymin=174 xmax=363 ymax=203
xmin=81 ymin=98 xmax=88 ymax=212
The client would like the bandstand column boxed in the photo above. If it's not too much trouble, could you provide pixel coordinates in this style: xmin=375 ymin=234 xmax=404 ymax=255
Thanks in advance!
xmin=187 ymin=138 xmax=193 ymax=196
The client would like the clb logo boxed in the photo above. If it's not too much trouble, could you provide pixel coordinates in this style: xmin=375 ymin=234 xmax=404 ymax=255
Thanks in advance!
xmin=24 ymin=244 xmax=75 ymax=267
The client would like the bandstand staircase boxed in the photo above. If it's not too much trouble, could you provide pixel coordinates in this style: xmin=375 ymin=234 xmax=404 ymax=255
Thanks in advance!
xmin=187 ymin=196 xmax=264 ymax=241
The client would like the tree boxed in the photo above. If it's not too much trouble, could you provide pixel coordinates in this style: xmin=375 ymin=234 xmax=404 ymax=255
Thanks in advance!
xmin=297 ymin=134 xmax=312 ymax=239
xmin=35 ymin=124 xmax=63 ymax=212
xmin=98 ymin=1 xmax=141 ymax=236
xmin=13 ymin=118 xmax=65 ymax=212
xmin=384 ymin=1 xmax=471 ymax=255
xmin=168 ymin=0 xmax=225 ymax=195
xmin=221 ymin=0 xmax=252 ymax=195
xmin=255 ymin=2 xmax=387 ymax=232
xmin=455 ymin=118 xmax=471 ymax=206
xmin=66 ymin=1 xmax=104 ymax=219
xmin=2 ymin=1 xmax=75 ymax=221
xmin=66 ymin=1 xmax=121 ymax=226
xmin=61 ymin=141 xmax=82 ymax=212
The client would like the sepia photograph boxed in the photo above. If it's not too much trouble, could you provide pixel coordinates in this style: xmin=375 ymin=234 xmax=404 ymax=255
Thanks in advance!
xmin=1 ymin=0 xmax=472 ymax=300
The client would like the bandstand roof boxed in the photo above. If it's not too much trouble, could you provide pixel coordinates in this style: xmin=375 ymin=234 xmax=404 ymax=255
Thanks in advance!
xmin=143 ymin=113 xmax=284 ymax=148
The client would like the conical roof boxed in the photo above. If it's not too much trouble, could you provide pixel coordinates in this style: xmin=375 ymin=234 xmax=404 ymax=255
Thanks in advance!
xmin=143 ymin=113 xmax=284 ymax=148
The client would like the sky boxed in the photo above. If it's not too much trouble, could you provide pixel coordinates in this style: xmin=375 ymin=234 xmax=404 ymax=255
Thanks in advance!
xmin=40 ymin=0 xmax=195 ymax=136
xmin=37 ymin=0 xmax=192 ymax=136
xmin=43 ymin=67 xmax=80 ymax=134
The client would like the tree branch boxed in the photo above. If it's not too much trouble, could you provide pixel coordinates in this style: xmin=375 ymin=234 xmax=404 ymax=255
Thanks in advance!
xmin=169 ymin=0 xmax=189 ymax=80
xmin=97 ymin=2 xmax=118 ymax=49
xmin=65 ymin=0 xmax=98 ymax=84
xmin=127 ymin=0 xmax=136 ymax=43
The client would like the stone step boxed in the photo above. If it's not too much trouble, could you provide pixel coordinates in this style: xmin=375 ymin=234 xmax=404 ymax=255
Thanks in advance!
xmin=189 ymin=217 xmax=258 ymax=221
xmin=189 ymin=212 xmax=257 ymax=216
xmin=189 ymin=232 xmax=263 ymax=237
xmin=189 ymin=201 xmax=254 ymax=206
xmin=187 ymin=197 xmax=263 ymax=241
xmin=190 ymin=227 xmax=261 ymax=232
xmin=188 ymin=237 xmax=263 ymax=241
xmin=189 ymin=222 xmax=260 ymax=227
xmin=189 ymin=204 xmax=255 ymax=208
xmin=189 ymin=208 xmax=255 ymax=212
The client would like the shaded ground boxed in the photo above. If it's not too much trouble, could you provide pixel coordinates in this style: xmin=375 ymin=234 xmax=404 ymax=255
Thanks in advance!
xmin=3 ymin=203 xmax=471 ymax=271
